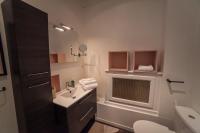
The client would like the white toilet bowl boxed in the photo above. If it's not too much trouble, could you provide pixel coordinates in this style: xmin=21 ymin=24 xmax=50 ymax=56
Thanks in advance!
xmin=133 ymin=120 xmax=175 ymax=133
xmin=133 ymin=106 xmax=200 ymax=133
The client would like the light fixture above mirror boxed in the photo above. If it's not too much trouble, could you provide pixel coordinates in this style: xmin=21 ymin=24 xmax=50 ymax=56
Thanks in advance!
xmin=52 ymin=24 xmax=73 ymax=32
xmin=60 ymin=23 xmax=73 ymax=31
xmin=53 ymin=25 xmax=64 ymax=32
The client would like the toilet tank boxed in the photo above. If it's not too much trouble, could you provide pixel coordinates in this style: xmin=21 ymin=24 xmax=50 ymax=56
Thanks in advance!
xmin=174 ymin=106 xmax=200 ymax=133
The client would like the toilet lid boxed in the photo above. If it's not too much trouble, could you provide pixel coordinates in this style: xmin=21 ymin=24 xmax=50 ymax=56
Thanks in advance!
xmin=133 ymin=120 xmax=175 ymax=133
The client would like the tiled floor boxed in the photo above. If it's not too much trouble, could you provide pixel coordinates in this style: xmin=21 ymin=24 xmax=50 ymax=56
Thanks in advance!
xmin=88 ymin=122 xmax=132 ymax=133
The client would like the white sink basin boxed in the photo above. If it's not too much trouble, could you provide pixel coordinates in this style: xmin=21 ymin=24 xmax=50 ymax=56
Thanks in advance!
xmin=53 ymin=85 xmax=94 ymax=108
xmin=61 ymin=86 xmax=86 ymax=98
xmin=61 ymin=92 xmax=76 ymax=99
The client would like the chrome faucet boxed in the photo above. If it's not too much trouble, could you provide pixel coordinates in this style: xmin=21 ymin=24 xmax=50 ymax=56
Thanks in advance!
xmin=66 ymin=80 xmax=75 ymax=93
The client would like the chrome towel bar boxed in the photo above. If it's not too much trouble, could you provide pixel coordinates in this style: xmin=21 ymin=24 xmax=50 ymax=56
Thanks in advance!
xmin=167 ymin=78 xmax=184 ymax=84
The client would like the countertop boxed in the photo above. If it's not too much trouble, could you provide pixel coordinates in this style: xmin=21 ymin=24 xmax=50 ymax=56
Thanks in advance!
xmin=53 ymin=86 xmax=94 ymax=108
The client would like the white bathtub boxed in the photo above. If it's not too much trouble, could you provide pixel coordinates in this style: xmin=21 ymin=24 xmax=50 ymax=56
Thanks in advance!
xmin=96 ymin=98 xmax=173 ymax=132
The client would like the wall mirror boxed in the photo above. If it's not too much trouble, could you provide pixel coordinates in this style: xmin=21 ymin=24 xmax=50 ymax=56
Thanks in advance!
xmin=79 ymin=44 xmax=87 ymax=53
xmin=0 ymin=35 xmax=7 ymax=76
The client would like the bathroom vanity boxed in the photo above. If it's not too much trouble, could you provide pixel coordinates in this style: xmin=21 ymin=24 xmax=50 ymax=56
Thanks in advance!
xmin=53 ymin=87 xmax=97 ymax=133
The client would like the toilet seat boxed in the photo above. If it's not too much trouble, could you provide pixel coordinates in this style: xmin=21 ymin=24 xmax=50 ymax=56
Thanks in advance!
xmin=133 ymin=120 xmax=175 ymax=133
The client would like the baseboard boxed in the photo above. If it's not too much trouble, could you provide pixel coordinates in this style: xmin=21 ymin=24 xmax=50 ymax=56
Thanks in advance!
xmin=95 ymin=117 xmax=134 ymax=132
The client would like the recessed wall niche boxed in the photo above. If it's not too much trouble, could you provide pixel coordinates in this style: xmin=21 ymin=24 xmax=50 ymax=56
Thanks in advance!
xmin=133 ymin=51 xmax=158 ymax=72
xmin=108 ymin=50 xmax=163 ymax=74
xmin=109 ymin=51 xmax=129 ymax=71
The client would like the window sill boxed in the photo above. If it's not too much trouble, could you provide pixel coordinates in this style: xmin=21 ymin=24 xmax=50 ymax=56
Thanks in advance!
xmin=105 ymin=70 xmax=163 ymax=77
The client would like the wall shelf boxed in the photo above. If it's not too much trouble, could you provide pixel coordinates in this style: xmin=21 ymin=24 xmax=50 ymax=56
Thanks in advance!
xmin=50 ymin=53 xmax=77 ymax=64
xmin=109 ymin=51 xmax=129 ymax=71
xmin=50 ymin=53 xmax=65 ymax=64
xmin=107 ymin=50 xmax=163 ymax=74
xmin=133 ymin=50 xmax=158 ymax=72
xmin=105 ymin=70 xmax=163 ymax=77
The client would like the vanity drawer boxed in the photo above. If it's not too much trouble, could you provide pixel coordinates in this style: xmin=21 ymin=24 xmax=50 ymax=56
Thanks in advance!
xmin=78 ymin=89 xmax=97 ymax=131
xmin=65 ymin=89 xmax=97 ymax=133
xmin=23 ymin=81 xmax=52 ymax=106
xmin=78 ymin=89 xmax=97 ymax=119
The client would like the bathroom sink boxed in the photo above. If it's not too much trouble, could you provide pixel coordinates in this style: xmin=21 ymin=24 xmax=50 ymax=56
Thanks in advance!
xmin=64 ymin=86 xmax=85 ymax=98
xmin=53 ymin=85 xmax=94 ymax=108
xmin=61 ymin=92 xmax=72 ymax=97
xmin=61 ymin=92 xmax=76 ymax=99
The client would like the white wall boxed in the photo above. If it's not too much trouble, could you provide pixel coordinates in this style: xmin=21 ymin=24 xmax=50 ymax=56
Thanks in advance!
xmin=162 ymin=0 xmax=200 ymax=120
xmin=160 ymin=0 xmax=194 ymax=120
xmin=23 ymin=0 xmax=85 ymax=89
xmin=0 ymin=0 xmax=18 ymax=132
xmin=80 ymin=0 xmax=179 ymax=128
xmin=82 ymin=0 xmax=200 ymax=127
xmin=82 ymin=0 xmax=166 ymax=98
xmin=188 ymin=0 xmax=200 ymax=113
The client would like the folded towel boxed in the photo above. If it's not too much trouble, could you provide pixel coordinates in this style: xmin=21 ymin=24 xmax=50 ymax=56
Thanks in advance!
xmin=80 ymin=78 xmax=95 ymax=81
xmin=79 ymin=80 xmax=97 ymax=85
xmin=138 ymin=65 xmax=154 ymax=71
xmin=79 ymin=78 xmax=98 ymax=90
xmin=82 ymin=83 xmax=98 ymax=90
xmin=79 ymin=78 xmax=97 ymax=86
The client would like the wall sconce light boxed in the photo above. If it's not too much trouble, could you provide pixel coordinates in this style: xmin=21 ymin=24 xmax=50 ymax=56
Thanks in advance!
xmin=53 ymin=25 xmax=64 ymax=32
xmin=60 ymin=24 xmax=73 ymax=31
xmin=70 ymin=44 xmax=87 ymax=57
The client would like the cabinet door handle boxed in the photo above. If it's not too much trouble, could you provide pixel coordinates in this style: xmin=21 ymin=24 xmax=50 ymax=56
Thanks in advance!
xmin=27 ymin=72 xmax=49 ymax=77
xmin=80 ymin=107 xmax=94 ymax=122
xmin=0 ymin=87 xmax=6 ymax=92
xmin=79 ymin=94 xmax=93 ymax=105
xmin=28 ymin=82 xmax=49 ymax=89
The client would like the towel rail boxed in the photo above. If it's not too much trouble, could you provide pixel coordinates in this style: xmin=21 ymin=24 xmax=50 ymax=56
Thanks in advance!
xmin=166 ymin=78 xmax=184 ymax=84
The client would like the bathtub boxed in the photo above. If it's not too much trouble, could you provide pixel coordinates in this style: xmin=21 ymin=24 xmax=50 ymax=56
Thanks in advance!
xmin=96 ymin=98 xmax=173 ymax=132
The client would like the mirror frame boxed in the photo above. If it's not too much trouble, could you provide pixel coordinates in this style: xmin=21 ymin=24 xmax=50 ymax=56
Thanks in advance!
xmin=0 ymin=34 xmax=7 ymax=76
xmin=79 ymin=44 xmax=87 ymax=52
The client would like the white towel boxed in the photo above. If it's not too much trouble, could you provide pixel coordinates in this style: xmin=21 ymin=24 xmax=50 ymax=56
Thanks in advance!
xmin=79 ymin=79 xmax=97 ymax=85
xmin=138 ymin=65 xmax=154 ymax=71
xmin=80 ymin=78 xmax=95 ymax=81
xmin=82 ymin=83 xmax=98 ymax=90
xmin=79 ymin=78 xmax=98 ymax=90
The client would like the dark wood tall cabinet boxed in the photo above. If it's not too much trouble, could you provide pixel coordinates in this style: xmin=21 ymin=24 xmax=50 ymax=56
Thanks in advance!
xmin=2 ymin=1 xmax=55 ymax=133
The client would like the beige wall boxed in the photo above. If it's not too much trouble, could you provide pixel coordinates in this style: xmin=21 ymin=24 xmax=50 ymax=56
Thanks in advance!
xmin=82 ymin=0 xmax=200 ymax=123
xmin=81 ymin=0 xmax=176 ymax=124
xmin=0 ymin=0 xmax=18 ymax=132
xmin=188 ymin=0 xmax=200 ymax=113
xmin=23 ymin=0 xmax=85 ymax=89
xmin=82 ymin=0 xmax=166 ymax=98
xmin=160 ymin=0 xmax=194 ymax=120
xmin=163 ymin=0 xmax=200 ymax=119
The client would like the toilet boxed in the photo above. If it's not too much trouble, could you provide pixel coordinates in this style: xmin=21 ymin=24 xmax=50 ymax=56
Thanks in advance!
xmin=133 ymin=120 xmax=175 ymax=133
xmin=133 ymin=106 xmax=200 ymax=133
